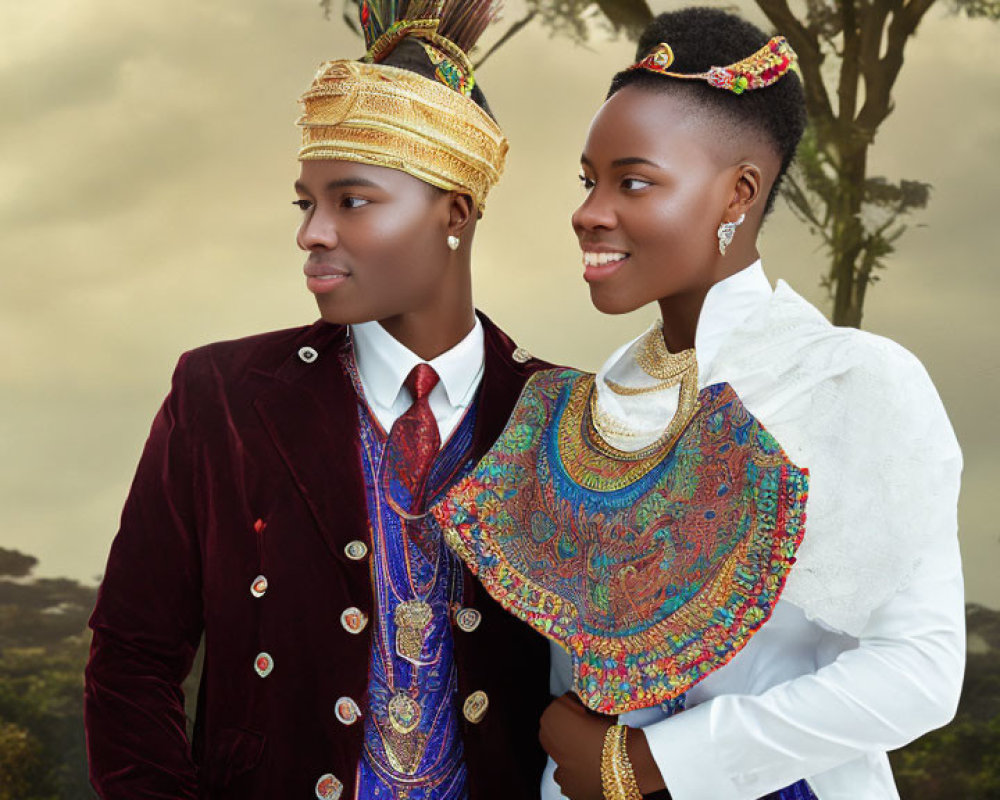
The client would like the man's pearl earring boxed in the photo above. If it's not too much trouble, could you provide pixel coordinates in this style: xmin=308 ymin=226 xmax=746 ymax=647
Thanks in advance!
xmin=447 ymin=235 xmax=461 ymax=251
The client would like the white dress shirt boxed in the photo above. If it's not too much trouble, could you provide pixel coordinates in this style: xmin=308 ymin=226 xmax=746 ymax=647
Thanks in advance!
xmin=350 ymin=317 xmax=485 ymax=443
xmin=543 ymin=261 xmax=965 ymax=800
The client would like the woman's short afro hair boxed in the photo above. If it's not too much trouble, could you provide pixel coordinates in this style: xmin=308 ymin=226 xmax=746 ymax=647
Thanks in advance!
xmin=608 ymin=7 xmax=807 ymax=215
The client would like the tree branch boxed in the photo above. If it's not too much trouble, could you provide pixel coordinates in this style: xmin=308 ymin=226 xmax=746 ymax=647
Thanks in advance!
xmin=857 ymin=0 xmax=939 ymax=131
xmin=756 ymin=0 xmax=837 ymax=127
xmin=838 ymin=0 xmax=862 ymax=125
xmin=473 ymin=11 xmax=538 ymax=70
xmin=594 ymin=0 xmax=655 ymax=38
xmin=859 ymin=0 xmax=895 ymax=86
xmin=782 ymin=173 xmax=833 ymax=247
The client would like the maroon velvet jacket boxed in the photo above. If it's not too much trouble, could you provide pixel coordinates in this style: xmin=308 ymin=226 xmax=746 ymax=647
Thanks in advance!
xmin=85 ymin=314 xmax=552 ymax=800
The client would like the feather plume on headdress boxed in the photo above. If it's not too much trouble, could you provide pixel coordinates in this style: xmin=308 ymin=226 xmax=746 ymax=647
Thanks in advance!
xmin=437 ymin=0 xmax=502 ymax=54
xmin=359 ymin=0 xmax=502 ymax=95
xmin=360 ymin=0 xmax=502 ymax=54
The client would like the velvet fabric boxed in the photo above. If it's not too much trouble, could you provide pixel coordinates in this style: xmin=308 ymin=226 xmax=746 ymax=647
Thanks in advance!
xmin=85 ymin=314 xmax=552 ymax=800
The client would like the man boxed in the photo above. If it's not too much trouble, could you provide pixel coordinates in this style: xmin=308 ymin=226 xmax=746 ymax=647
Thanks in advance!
xmin=84 ymin=4 xmax=551 ymax=798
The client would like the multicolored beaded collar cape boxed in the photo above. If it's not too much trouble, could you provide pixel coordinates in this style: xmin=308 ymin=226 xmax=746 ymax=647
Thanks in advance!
xmin=432 ymin=369 xmax=809 ymax=714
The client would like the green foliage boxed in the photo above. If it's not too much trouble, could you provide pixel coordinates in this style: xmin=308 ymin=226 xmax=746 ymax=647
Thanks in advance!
xmin=889 ymin=604 xmax=1000 ymax=799
xmin=0 ymin=548 xmax=38 ymax=579
xmin=891 ymin=715 xmax=1000 ymax=799
xmin=951 ymin=0 xmax=1000 ymax=19
xmin=0 ymin=553 xmax=97 ymax=800
xmin=785 ymin=126 xmax=933 ymax=294
xmin=520 ymin=0 xmax=657 ymax=42
xmin=0 ymin=578 xmax=100 ymax=651
xmin=525 ymin=0 xmax=597 ymax=42
xmin=0 ymin=720 xmax=48 ymax=800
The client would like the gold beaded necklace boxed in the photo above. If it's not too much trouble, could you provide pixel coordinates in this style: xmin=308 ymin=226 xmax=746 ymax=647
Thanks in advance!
xmin=591 ymin=325 xmax=699 ymax=450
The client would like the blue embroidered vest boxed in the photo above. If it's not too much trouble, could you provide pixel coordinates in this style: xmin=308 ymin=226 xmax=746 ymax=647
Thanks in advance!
xmin=356 ymin=398 xmax=477 ymax=800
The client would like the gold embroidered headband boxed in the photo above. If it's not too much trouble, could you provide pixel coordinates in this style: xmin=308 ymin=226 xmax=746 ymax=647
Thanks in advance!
xmin=630 ymin=36 xmax=797 ymax=95
xmin=297 ymin=1 xmax=507 ymax=210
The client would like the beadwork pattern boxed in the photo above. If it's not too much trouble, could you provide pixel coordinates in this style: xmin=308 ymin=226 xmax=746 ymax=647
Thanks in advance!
xmin=631 ymin=36 xmax=797 ymax=95
xmin=433 ymin=369 xmax=809 ymax=714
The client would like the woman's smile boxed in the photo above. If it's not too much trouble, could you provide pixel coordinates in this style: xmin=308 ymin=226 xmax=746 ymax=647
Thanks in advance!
xmin=582 ymin=250 xmax=630 ymax=282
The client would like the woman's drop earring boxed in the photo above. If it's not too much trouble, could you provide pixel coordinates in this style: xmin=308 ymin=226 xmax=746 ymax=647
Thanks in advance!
xmin=717 ymin=214 xmax=745 ymax=256
xmin=447 ymin=235 xmax=461 ymax=251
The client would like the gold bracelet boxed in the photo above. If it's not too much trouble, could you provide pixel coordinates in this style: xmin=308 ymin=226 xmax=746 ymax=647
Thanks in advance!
xmin=600 ymin=724 xmax=643 ymax=800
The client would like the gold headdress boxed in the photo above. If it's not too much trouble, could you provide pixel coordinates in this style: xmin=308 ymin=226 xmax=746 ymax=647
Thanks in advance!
xmin=297 ymin=0 xmax=507 ymax=210
xmin=631 ymin=36 xmax=797 ymax=95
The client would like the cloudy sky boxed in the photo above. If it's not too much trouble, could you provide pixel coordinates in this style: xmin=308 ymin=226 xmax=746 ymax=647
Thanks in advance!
xmin=2 ymin=0 xmax=998 ymax=607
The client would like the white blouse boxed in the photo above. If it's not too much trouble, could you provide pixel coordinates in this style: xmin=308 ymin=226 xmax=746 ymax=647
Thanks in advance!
xmin=544 ymin=261 xmax=964 ymax=800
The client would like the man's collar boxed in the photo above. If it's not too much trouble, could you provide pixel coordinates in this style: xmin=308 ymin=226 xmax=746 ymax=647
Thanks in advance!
xmin=350 ymin=316 xmax=485 ymax=409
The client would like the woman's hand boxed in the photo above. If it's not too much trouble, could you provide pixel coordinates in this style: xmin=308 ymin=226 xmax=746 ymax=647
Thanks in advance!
xmin=539 ymin=692 xmax=670 ymax=799
xmin=539 ymin=693 xmax=609 ymax=800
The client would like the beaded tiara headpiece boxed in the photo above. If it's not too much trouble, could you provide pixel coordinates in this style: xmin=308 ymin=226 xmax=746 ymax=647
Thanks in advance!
xmin=297 ymin=0 xmax=507 ymax=210
xmin=630 ymin=36 xmax=797 ymax=95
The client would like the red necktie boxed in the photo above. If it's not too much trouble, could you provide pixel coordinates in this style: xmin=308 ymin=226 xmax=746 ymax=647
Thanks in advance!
xmin=383 ymin=363 xmax=441 ymax=520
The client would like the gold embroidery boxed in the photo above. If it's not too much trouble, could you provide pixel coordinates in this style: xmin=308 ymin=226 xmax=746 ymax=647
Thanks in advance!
xmin=394 ymin=600 xmax=433 ymax=664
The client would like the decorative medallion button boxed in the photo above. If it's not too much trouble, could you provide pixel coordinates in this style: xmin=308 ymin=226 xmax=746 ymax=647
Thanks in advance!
xmin=335 ymin=696 xmax=361 ymax=726
xmin=315 ymin=773 xmax=343 ymax=800
xmin=511 ymin=347 xmax=532 ymax=364
xmin=388 ymin=691 xmax=421 ymax=734
xmin=250 ymin=575 xmax=268 ymax=598
xmin=344 ymin=540 xmax=368 ymax=561
xmin=298 ymin=346 xmax=319 ymax=364
xmin=454 ymin=607 xmax=482 ymax=633
xmin=254 ymin=652 xmax=273 ymax=678
xmin=463 ymin=690 xmax=489 ymax=724
xmin=340 ymin=607 xmax=368 ymax=634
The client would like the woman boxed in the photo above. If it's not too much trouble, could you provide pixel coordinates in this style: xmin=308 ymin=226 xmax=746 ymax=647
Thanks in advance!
xmin=433 ymin=8 xmax=964 ymax=800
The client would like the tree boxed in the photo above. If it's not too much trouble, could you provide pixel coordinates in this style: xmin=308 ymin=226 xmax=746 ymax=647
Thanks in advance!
xmin=328 ymin=0 xmax=997 ymax=327
xmin=754 ymin=0 xmax=998 ymax=326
